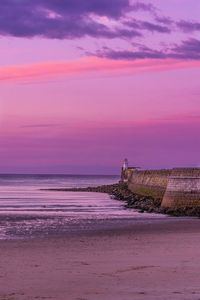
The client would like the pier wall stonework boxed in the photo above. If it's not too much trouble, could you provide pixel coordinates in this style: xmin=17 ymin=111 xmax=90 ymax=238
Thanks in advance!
xmin=127 ymin=169 xmax=170 ymax=200
xmin=161 ymin=168 xmax=200 ymax=208
xmin=123 ymin=168 xmax=200 ymax=208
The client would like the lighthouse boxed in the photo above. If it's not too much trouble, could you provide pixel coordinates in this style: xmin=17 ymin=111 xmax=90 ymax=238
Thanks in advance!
xmin=122 ymin=158 xmax=128 ymax=171
xmin=120 ymin=158 xmax=129 ymax=183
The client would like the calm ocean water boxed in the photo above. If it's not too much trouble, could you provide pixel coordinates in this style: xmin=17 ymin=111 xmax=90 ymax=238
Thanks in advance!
xmin=0 ymin=174 xmax=164 ymax=239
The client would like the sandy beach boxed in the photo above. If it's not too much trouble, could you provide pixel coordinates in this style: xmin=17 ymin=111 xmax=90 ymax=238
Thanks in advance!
xmin=1 ymin=217 xmax=200 ymax=300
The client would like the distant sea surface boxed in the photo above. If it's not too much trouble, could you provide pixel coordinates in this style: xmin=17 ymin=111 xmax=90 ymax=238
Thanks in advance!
xmin=0 ymin=174 xmax=164 ymax=239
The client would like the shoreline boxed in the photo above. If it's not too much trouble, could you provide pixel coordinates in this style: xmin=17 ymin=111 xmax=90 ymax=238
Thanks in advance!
xmin=1 ymin=183 xmax=200 ymax=299
xmin=1 ymin=218 xmax=200 ymax=299
xmin=43 ymin=183 xmax=200 ymax=218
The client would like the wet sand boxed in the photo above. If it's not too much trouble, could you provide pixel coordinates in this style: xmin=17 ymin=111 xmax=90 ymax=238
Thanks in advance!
xmin=0 ymin=218 xmax=200 ymax=300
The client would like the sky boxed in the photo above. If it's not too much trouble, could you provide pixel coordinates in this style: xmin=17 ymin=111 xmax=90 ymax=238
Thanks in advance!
xmin=0 ymin=0 xmax=200 ymax=174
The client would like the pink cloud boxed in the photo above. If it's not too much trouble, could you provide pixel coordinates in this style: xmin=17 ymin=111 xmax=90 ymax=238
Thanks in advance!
xmin=1 ymin=57 xmax=200 ymax=82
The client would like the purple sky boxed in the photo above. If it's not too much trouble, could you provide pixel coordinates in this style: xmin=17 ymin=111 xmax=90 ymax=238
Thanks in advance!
xmin=0 ymin=0 xmax=200 ymax=174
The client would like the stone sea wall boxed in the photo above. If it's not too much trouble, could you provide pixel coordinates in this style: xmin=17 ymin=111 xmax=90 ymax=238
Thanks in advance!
xmin=128 ymin=169 xmax=170 ymax=200
xmin=123 ymin=167 xmax=200 ymax=208
xmin=162 ymin=168 xmax=200 ymax=208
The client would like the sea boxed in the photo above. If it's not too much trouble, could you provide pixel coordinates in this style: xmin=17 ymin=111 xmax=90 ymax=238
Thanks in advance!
xmin=0 ymin=174 xmax=164 ymax=240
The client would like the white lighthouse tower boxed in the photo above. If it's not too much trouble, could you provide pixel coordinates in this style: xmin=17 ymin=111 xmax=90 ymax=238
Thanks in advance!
xmin=122 ymin=158 xmax=128 ymax=171
xmin=121 ymin=158 xmax=129 ymax=183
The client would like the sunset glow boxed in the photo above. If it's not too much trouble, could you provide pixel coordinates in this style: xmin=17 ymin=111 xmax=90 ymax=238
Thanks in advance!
xmin=0 ymin=0 xmax=200 ymax=174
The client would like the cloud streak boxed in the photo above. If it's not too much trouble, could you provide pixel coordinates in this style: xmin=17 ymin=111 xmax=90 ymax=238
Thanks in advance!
xmin=0 ymin=0 xmax=153 ymax=39
xmin=124 ymin=19 xmax=171 ymax=33
xmin=0 ymin=1 xmax=176 ymax=41
xmin=177 ymin=20 xmax=200 ymax=33
xmin=1 ymin=57 xmax=200 ymax=83
xmin=96 ymin=38 xmax=200 ymax=60
xmin=0 ymin=0 xmax=199 ymax=62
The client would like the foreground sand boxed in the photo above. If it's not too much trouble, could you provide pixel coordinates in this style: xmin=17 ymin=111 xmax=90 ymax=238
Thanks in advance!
xmin=0 ymin=218 xmax=200 ymax=300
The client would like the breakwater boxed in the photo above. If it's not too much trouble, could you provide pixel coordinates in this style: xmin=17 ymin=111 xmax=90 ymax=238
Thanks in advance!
xmin=122 ymin=167 xmax=200 ymax=209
